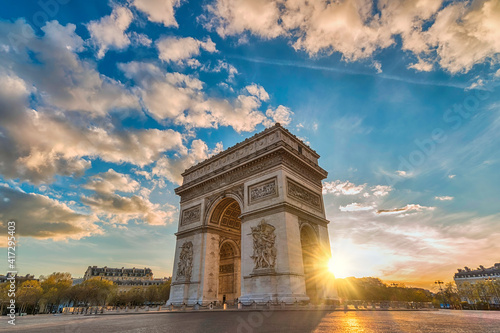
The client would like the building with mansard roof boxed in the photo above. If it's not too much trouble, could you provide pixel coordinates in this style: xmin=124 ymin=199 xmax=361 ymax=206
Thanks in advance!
xmin=454 ymin=262 xmax=500 ymax=305
xmin=83 ymin=266 xmax=170 ymax=293
xmin=84 ymin=266 xmax=153 ymax=281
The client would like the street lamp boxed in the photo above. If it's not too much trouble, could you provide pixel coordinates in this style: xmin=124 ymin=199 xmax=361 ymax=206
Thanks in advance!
xmin=435 ymin=280 xmax=445 ymax=308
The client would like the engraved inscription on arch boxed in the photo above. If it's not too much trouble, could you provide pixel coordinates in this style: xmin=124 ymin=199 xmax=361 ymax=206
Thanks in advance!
xmin=287 ymin=178 xmax=322 ymax=210
xmin=248 ymin=177 xmax=278 ymax=205
xmin=181 ymin=204 xmax=201 ymax=225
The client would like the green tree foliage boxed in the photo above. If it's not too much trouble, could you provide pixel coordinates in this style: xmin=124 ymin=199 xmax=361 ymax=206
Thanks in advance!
xmin=0 ymin=273 xmax=171 ymax=314
xmin=335 ymin=277 xmax=432 ymax=302
xmin=17 ymin=280 xmax=43 ymax=314
xmin=71 ymin=278 xmax=116 ymax=306
xmin=456 ymin=280 xmax=500 ymax=309
xmin=0 ymin=282 xmax=12 ymax=315
xmin=109 ymin=280 xmax=171 ymax=307
xmin=39 ymin=272 xmax=73 ymax=313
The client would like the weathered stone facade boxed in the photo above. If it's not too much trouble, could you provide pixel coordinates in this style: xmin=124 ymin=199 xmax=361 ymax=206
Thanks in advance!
xmin=167 ymin=123 xmax=338 ymax=305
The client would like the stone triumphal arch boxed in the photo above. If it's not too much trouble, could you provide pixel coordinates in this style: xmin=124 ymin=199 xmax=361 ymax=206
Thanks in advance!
xmin=168 ymin=123 xmax=338 ymax=305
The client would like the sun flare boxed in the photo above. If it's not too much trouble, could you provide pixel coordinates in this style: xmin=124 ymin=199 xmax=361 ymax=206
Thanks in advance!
xmin=328 ymin=256 xmax=351 ymax=279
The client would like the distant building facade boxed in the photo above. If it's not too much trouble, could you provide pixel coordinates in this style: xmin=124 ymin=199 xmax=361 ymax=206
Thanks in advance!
xmin=83 ymin=266 xmax=169 ymax=293
xmin=72 ymin=278 xmax=84 ymax=285
xmin=84 ymin=266 xmax=153 ymax=281
xmin=113 ymin=277 xmax=171 ymax=293
xmin=454 ymin=263 xmax=500 ymax=305
xmin=0 ymin=273 xmax=36 ymax=284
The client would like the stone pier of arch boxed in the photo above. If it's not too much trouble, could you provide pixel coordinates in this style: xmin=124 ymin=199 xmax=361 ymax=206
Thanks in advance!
xmin=167 ymin=123 xmax=338 ymax=306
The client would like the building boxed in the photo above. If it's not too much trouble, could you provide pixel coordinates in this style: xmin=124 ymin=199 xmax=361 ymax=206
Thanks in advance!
xmin=83 ymin=266 xmax=169 ymax=293
xmin=168 ymin=123 xmax=338 ymax=306
xmin=72 ymin=277 xmax=84 ymax=285
xmin=114 ymin=277 xmax=171 ymax=293
xmin=84 ymin=266 xmax=153 ymax=281
xmin=454 ymin=263 xmax=500 ymax=305
xmin=0 ymin=273 xmax=36 ymax=284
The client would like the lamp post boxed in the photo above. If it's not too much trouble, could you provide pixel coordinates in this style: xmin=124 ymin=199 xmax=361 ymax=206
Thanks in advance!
xmin=435 ymin=280 xmax=445 ymax=308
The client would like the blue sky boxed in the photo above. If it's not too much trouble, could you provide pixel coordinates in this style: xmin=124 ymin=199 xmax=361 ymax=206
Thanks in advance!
xmin=0 ymin=0 xmax=499 ymax=288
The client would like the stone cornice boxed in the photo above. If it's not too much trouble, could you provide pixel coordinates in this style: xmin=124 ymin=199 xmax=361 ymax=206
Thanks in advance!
xmin=178 ymin=123 xmax=324 ymax=187
xmin=240 ymin=202 xmax=330 ymax=226
xmin=176 ymin=147 xmax=327 ymax=202
xmin=175 ymin=224 xmax=242 ymax=239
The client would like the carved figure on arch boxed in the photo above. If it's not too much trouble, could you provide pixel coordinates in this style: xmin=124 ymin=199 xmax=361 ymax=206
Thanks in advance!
xmin=177 ymin=241 xmax=194 ymax=281
xmin=250 ymin=219 xmax=277 ymax=269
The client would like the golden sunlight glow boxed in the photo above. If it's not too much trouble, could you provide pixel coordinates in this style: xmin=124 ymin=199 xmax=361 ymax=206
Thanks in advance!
xmin=328 ymin=256 xmax=351 ymax=279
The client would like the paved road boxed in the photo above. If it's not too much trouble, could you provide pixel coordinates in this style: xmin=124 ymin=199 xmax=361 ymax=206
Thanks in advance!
xmin=1 ymin=310 xmax=499 ymax=333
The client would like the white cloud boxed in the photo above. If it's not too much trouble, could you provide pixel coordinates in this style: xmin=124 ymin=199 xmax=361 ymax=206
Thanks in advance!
xmin=265 ymin=105 xmax=293 ymax=126
xmin=204 ymin=0 xmax=284 ymax=38
xmin=204 ymin=0 xmax=500 ymax=73
xmin=408 ymin=57 xmax=434 ymax=72
xmin=421 ymin=0 xmax=500 ymax=74
xmin=0 ymin=55 xmax=184 ymax=183
xmin=120 ymin=62 xmax=204 ymax=119
xmin=466 ymin=78 xmax=485 ymax=90
xmin=133 ymin=0 xmax=181 ymax=27
xmin=119 ymin=61 xmax=282 ymax=132
xmin=87 ymin=6 xmax=133 ymax=59
xmin=81 ymin=169 xmax=176 ymax=226
xmin=156 ymin=36 xmax=217 ymax=64
xmin=1 ymin=20 xmax=139 ymax=116
xmin=245 ymin=84 xmax=269 ymax=101
xmin=340 ymin=202 xmax=375 ymax=212
xmin=396 ymin=170 xmax=412 ymax=177
xmin=207 ymin=60 xmax=238 ymax=81
xmin=448 ymin=174 xmax=456 ymax=179
xmin=435 ymin=196 xmax=454 ymax=201
xmin=376 ymin=203 xmax=435 ymax=215
xmin=84 ymin=169 xmax=140 ymax=194
xmin=323 ymin=180 xmax=366 ymax=195
xmin=0 ymin=101 xmax=185 ymax=183
xmin=371 ymin=185 xmax=392 ymax=197
xmin=130 ymin=32 xmax=152 ymax=47
xmin=82 ymin=193 xmax=176 ymax=226
xmin=0 ymin=186 xmax=100 ymax=244
xmin=152 ymin=139 xmax=223 ymax=185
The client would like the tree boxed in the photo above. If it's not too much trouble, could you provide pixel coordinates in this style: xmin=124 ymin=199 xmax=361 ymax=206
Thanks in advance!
xmin=75 ymin=278 xmax=115 ymax=306
xmin=17 ymin=280 xmax=43 ymax=314
xmin=443 ymin=282 xmax=461 ymax=308
xmin=159 ymin=280 xmax=171 ymax=303
xmin=0 ymin=282 xmax=11 ymax=315
xmin=126 ymin=287 xmax=146 ymax=307
xmin=40 ymin=272 xmax=73 ymax=313
xmin=145 ymin=285 xmax=160 ymax=304
xmin=335 ymin=277 xmax=432 ymax=303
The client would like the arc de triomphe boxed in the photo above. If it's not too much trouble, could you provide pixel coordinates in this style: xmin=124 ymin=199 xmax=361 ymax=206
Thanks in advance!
xmin=168 ymin=123 xmax=338 ymax=305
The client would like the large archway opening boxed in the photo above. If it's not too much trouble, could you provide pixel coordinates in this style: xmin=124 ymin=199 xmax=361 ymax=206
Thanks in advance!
xmin=209 ymin=197 xmax=242 ymax=304
xmin=301 ymin=225 xmax=320 ymax=304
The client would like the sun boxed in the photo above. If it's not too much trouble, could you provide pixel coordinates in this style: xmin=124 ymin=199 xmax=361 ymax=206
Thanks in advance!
xmin=327 ymin=256 xmax=350 ymax=279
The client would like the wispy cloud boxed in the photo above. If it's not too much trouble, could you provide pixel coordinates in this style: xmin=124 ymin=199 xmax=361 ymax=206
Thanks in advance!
xmin=376 ymin=204 xmax=435 ymax=216
xmin=435 ymin=196 xmax=454 ymax=201
xmin=340 ymin=202 xmax=375 ymax=212
xmin=228 ymin=55 xmax=471 ymax=89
